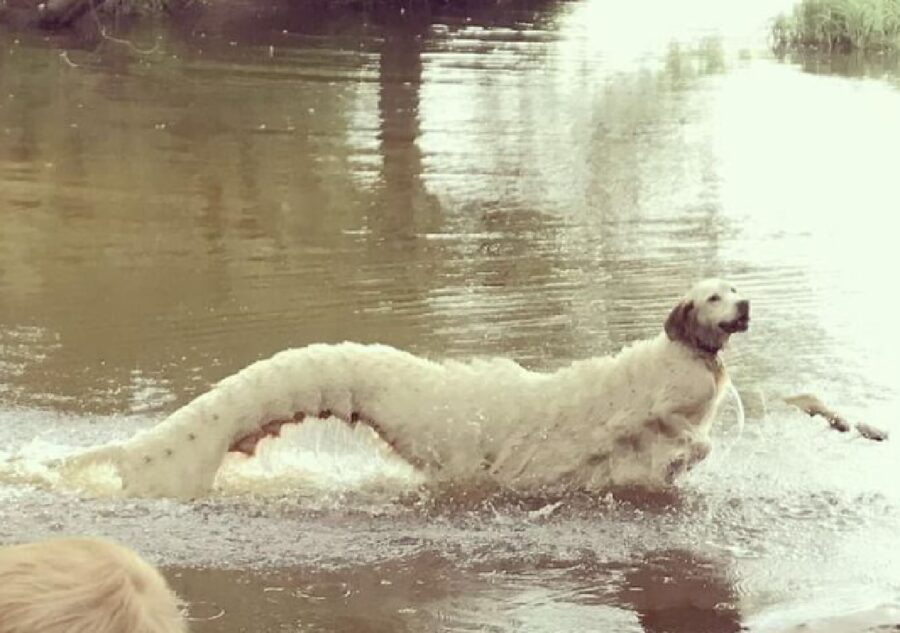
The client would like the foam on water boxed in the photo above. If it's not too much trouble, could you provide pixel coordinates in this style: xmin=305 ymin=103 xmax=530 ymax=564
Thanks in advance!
xmin=747 ymin=598 xmax=900 ymax=633
xmin=0 ymin=414 xmax=425 ymax=499
xmin=213 ymin=417 xmax=425 ymax=495
xmin=1 ymin=396 xmax=898 ymax=633
xmin=0 ymin=436 xmax=127 ymax=497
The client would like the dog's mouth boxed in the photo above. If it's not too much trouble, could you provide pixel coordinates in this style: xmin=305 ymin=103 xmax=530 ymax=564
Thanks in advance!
xmin=719 ymin=314 xmax=750 ymax=333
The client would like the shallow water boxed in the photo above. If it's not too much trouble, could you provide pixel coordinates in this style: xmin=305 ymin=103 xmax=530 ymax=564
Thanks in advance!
xmin=2 ymin=0 xmax=900 ymax=631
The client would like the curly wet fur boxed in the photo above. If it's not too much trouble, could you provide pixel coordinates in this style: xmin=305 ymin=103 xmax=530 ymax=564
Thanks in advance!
xmin=50 ymin=278 xmax=750 ymax=498
xmin=0 ymin=538 xmax=187 ymax=633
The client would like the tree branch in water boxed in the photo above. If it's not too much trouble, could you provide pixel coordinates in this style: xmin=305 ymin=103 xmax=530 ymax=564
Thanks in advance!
xmin=37 ymin=0 xmax=106 ymax=28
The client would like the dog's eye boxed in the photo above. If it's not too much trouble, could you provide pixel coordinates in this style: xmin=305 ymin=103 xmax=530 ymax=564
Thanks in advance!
xmin=708 ymin=294 xmax=721 ymax=303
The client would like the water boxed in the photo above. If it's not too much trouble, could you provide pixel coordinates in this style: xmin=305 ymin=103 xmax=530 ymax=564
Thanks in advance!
xmin=2 ymin=0 xmax=900 ymax=630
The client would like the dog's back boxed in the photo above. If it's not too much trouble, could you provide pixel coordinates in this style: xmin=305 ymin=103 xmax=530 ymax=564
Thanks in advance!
xmin=0 ymin=538 xmax=187 ymax=633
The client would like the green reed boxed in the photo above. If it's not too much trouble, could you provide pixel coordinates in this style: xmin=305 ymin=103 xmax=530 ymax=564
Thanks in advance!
xmin=772 ymin=0 xmax=900 ymax=51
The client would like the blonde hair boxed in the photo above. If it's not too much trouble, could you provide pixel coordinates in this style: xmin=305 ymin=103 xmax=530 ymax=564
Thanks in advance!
xmin=0 ymin=538 xmax=188 ymax=633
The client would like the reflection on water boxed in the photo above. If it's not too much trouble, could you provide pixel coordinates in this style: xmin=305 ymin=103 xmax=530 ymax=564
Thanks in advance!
xmin=620 ymin=550 xmax=740 ymax=633
xmin=3 ymin=0 xmax=900 ymax=630
xmin=167 ymin=548 xmax=740 ymax=633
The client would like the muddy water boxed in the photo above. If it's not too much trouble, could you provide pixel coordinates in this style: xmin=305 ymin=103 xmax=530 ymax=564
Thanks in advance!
xmin=2 ymin=0 xmax=900 ymax=631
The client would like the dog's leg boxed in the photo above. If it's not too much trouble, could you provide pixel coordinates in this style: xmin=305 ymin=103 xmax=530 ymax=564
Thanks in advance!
xmin=601 ymin=408 xmax=716 ymax=488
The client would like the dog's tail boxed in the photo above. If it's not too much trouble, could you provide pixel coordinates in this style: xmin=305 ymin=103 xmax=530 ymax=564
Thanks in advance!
xmin=53 ymin=444 xmax=127 ymax=474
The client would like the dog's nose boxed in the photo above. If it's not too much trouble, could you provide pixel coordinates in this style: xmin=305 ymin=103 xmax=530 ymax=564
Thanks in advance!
xmin=737 ymin=300 xmax=750 ymax=316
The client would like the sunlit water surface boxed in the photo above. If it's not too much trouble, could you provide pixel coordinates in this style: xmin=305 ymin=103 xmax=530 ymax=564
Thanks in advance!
xmin=2 ymin=0 xmax=900 ymax=631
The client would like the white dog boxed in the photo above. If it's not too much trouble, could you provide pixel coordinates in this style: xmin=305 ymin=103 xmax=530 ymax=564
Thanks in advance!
xmin=55 ymin=278 xmax=749 ymax=498
xmin=0 ymin=538 xmax=187 ymax=633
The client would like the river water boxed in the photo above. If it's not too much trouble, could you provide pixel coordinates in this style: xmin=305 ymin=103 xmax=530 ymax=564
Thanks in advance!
xmin=2 ymin=0 xmax=900 ymax=631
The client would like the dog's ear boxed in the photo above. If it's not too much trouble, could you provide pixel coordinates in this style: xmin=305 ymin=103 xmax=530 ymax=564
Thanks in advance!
xmin=665 ymin=299 xmax=727 ymax=353
xmin=664 ymin=300 xmax=694 ymax=344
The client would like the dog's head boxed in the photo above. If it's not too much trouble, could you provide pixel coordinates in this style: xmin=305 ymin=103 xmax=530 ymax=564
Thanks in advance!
xmin=664 ymin=278 xmax=750 ymax=354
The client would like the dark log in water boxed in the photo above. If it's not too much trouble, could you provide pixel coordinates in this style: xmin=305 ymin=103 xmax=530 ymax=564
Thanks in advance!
xmin=785 ymin=394 xmax=888 ymax=441
xmin=3 ymin=0 xmax=557 ymax=32
xmin=36 ymin=0 xmax=102 ymax=28
xmin=0 ymin=0 xmax=105 ymax=29
xmin=37 ymin=0 xmax=92 ymax=29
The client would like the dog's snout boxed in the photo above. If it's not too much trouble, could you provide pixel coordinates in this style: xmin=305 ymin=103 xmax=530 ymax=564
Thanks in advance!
xmin=737 ymin=300 xmax=750 ymax=315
